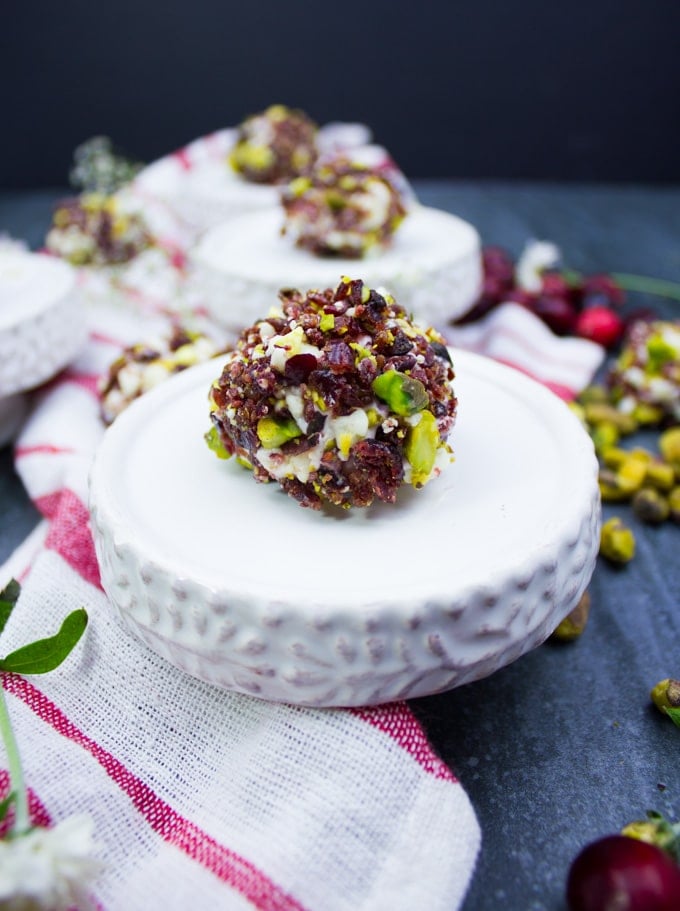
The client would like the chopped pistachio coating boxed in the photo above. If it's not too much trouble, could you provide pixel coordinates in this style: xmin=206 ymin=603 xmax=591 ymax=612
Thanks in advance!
xmin=404 ymin=410 xmax=439 ymax=486
xmin=229 ymin=104 xmax=318 ymax=184
xmin=257 ymin=414 xmax=303 ymax=449
xmin=45 ymin=192 xmax=152 ymax=266
xmin=281 ymin=156 xmax=408 ymax=258
xmin=206 ymin=278 xmax=457 ymax=509
xmin=372 ymin=370 xmax=429 ymax=415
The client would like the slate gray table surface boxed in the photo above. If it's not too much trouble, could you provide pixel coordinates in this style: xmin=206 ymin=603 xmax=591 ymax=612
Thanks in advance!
xmin=1 ymin=183 xmax=679 ymax=911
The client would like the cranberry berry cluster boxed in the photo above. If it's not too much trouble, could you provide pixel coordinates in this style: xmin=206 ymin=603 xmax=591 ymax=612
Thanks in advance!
xmin=458 ymin=245 xmax=629 ymax=349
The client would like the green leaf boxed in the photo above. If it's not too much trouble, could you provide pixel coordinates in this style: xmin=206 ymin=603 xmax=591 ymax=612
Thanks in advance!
xmin=0 ymin=790 xmax=15 ymax=824
xmin=0 ymin=579 xmax=21 ymax=637
xmin=0 ymin=608 xmax=88 ymax=674
xmin=666 ymin=707 xmax=680 ymax=730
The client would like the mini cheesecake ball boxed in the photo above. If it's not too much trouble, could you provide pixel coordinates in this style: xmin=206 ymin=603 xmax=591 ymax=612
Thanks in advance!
xmin=229 ymin=104 xmax=318 ymax=185
xmin=46 ymin=193 xmax=152 ymax=266
xmin=607 ymin=319 xmax=680 ymax=422
xmin=206 ymin=278 xmax=457 ymax=509
xmin=281 ymin=157 xmax=408 ymax=258
xmin=100 ymin=325 xmax=223 ymax=424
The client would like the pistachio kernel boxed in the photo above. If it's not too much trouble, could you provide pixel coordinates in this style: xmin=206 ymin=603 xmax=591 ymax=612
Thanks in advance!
xmin=256 ymin=414 xmax=302 ymax=449
xmin=632 ymin=487 xmax=670 ymax=524
xmin=404 ymin=410 xmax=439 ymax=486
xmin=650 ymin=678 xmax=680 ymax=713
xmin=372 ymin=370 xmax=429 ymax=416
xmin=550 ymin=590 xmax=591 ymax=642
xmin=204 ymin=425 xmax=230 ymax=460
xmin=599 ymin=516 xmax=636 ymax=564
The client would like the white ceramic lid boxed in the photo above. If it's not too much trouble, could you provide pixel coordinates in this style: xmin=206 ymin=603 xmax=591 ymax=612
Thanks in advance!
xmin=89 ymin=351 xmax=600 ymax=706
xmin=0 ymin=250 xmax=86 ymax=396
xmin=193 ymin=205 xmax=479 ymax=293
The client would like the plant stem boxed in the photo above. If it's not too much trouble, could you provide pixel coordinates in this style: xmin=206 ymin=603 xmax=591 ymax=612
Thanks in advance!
xmin=611 ymin=273 xmax=680 ymax=303
xmin=562 ymin=269 xmax=680 ymax=302
xmin=0 ymin=679 xmax=29 ymax=834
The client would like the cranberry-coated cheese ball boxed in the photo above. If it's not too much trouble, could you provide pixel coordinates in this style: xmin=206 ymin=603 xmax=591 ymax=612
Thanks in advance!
xmin=45 ymin=193 xmax=152 ymax=266
xmin=607 ymin=319 xmax=680 ymax=422
xmin=229 ymin=104 xmax=318 ymax=185
xmin=206 ymin=278 xmax=457 ymax=509
xmin=281 ymin=156 xmax=408 ymax=258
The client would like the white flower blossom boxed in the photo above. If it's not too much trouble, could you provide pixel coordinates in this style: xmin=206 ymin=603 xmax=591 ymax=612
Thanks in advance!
xmin=515 ymin=240 xmax=561 ymax=292
xmin=0 ymin=814 xmax=100 ymax=910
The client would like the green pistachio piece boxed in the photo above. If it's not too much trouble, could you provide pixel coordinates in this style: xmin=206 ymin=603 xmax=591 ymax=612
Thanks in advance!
xmin=256 ymin=414 xmax=302 ymax=449
xmin=550 ymin=590 xmax=591 ymax=642
xmin=651 ymin=678 xmax=680 ymax=713
xmin=405 ymin=410 xmax=439 ymax=486
xmin=204 ymin=425 xmax=230 ymax=460
xmin=599 ymin=516 xmax=635 ymax=563
xmin=660 ymin=427 xmax=680 ymax=467
xmin=372 ymin=370 xmax=429 ymax=416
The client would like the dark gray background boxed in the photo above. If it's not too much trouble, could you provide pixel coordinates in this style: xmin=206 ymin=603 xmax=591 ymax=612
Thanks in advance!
xmin=3 ymin=0 xmax=680 ymax=187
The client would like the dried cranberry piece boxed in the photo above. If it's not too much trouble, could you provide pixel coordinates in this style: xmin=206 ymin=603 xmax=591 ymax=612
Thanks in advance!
xmin=284 ymin=353 xmax=318 ymax=384
xmin=430 ymin=341 xmax=452 ymax=364
xmin=309 ymin=369 xmax=372 ymax=413
xmin=324 ymin=341 xmax=355 ymax=374
xmin=389 ymin=330 xmax=414 ymax=356
xmin=347 ymin=440 xmax=404 ymax=504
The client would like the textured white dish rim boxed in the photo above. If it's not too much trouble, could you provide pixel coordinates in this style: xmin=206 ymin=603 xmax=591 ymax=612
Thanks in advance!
xmin=0 ymin=251 xmax=75 ymax=330
xmin=191 ymin=205 xmax=480 ymax=285
xmin=90 ymin=350 xmax=598 ymax=617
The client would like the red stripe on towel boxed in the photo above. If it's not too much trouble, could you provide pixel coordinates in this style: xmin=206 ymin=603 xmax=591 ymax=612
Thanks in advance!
xmin=34 ymin=490 xmax=101 ymax=589
xmin=351 ymin=703 xmax=456 ymax=782
xmin=2 ymin=676 xmax=311 ymax=911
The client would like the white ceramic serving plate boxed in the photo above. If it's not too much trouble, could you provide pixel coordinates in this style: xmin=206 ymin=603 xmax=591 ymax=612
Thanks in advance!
xmin=191 ymin=205 xmax=482 ymax=335
xmin=89 ymin=351 xmax=600 ymax=707
xmin=0 ymin=250 xmax=85 ymax=397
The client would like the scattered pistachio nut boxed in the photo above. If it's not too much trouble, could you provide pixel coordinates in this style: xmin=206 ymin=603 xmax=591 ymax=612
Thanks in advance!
xmin=632 ymin=487 xmax=670 ymax=524
xmin=599 ymin=516 xmax=636 ymax=563
xmin=550 ymin=590 xmax=591 ymax=642
xmin=650 ymin=678 xmax=680 ymax=714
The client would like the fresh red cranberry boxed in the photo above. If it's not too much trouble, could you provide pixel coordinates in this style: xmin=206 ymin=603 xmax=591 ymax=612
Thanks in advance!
xmin=504 ymin=287 xmax=535 ymax=308
xmin=482 ymin=246 xmax=515 ymax=285
xmin=481 ymin=274 xmax=509 ymax=303
xmin=575 ymin=305 xmax=624 ymax=348
xmin=567 ymin=835 xmax=680 ymax=911
xmin=452 ymin=295 xmax=499 ymax=325
xmin=530 ymin=295 xmax=578 ymax=335
xmin=541 ymin=271 xmax=574 ymax=300
xmin=582 ymin=273 xmax=626 ymax=307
